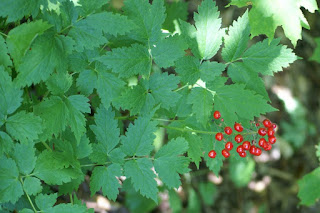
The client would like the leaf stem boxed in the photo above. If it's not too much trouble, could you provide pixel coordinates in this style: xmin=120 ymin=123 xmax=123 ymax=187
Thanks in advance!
xmin=0 ymin=31 xmax=8 ymax=37
xmin=173 ymin=84 xmax=189 ymax=92
xmin=41 ymin=141 xmax=52 ymax=151
xmin=20 ymin=177 xmax=38 ymax=213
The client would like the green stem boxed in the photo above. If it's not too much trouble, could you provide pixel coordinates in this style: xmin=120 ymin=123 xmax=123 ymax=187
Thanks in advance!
xmin=159 ymin=124 xmax=217 ymax=135
xmin=0 ymin=31 xmax=8 ymax=37
xmin=69 ymin=193 xmax=74 ymax=205
xmin=41 ymin=141 xmax=52 ymax=151
xmin=20 ymin=178 xmax=38 ymax=213
xmin=173 ymin=84 xmax=189 ymax=92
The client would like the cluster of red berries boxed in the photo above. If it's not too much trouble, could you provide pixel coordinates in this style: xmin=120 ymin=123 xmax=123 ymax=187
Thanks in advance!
xmin=208 ymin=110 xmax=277 ymax=159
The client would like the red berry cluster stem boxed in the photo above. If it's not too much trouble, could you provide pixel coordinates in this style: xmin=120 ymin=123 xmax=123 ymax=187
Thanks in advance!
xmin=208 ymin=111 xmax=278 ymax=159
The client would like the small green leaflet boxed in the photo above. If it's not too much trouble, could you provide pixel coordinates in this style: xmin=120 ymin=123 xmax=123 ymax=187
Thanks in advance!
xmin=23 ymin=176 xmax=42 ymax=196
xmin=163 ymin=1 xmax=188 ymax=32
xmin=0 ymin=0 xmax=41 ymax=22
xmin=6 ymin=111 xmax=42 ymax=143
xmin=0 ymin=36 xmax=12 ymax=68
xmin=0 ymin=131 xmax=14 ymax=155
xmin=228 ymin=0 xmax=318 ymax=46
xmin=35 ymin=193 xmax=57 ymax=211
xmin=13 ymin=143 xmax=36 ymax=175
xmin=124 ymin=158 xmax=158 ymax=202
xmin=154 ymin=137 xmax=190 ymax=188
xmin=175 ymin=56 xmax=225 ymax=84
xmin=46 ymin=72 xmax=73 ymax=95
xmin=203 ymin=134 xmax=224 ymax=175
xmin=121 ymin=112 xmax=158 ymax=157
xmin=0 ymin=66 xmax=23 ymax=116
xmin=187 ymin=87 xmax=214 ymax=127
xmin=0 ymin=156 xmax=23 ymax=203
xmin=124 ymin=0 xmax=166 ymax=44
xmin=46 ymin=204 xmax=88 ymax=213
xmin=78 ymin=0 xmax=110 ymax=16
xmin=90 ymin=164 xmax=122 ymax=201
xmin=184 ymin=133 xmax=203 ymax=169
xmin=6 ymin=20 xmax=52 ymax=67
xmin=98 ymin=43 xmax=151 ymax=78
xmin=298 ymin=167 xmax=320 ymax=206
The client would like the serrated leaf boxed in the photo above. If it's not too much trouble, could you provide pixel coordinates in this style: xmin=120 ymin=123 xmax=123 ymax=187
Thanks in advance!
xmin=90 ymin=106 xmax=120 ymax=155
xmin=152 ymin=35 xmax=188 ymax=68
xmin=76 ymin=70 xmax=97 ymax=95
xmin=0 ymin=36 xmax=12 ymax=68
xmin=154 ymin=137 xmax=190 ymax=188
xmin=6 ymin=111 xmax=42 ymax=143
xmin=34 ymin=150 xmax=82 ymax=185
xmin=46 ymin=204 xmax=87 ymax=213
xmin=187 ymin=87 xmax=214 ymax=127
xmin=229 ymin=0 xmax=318 ymax=46
xmin=23 ymin=177 xmax=42 ymax=196
xmin=175 ymin=56 xmax=225 ymax=84
xmin=6 ymin=20 xmax=52 ymax=67
xmin=98 ymin=43 xmax=151 ymax=78
xmin=0 ymin=0 xmax=41 ymax=22
xmin=222 ymin=10 xmax=250 ymax=62
xmin=184 ymin=133 xmax=203 ymax=169
xmin=194 ymin=0 xmax=224 ymax=59
xmin=46 ymin=72 xmax=73 ymax=95
xmin=121 ymin=113 xmax=157 ymax=156
xmin=90 ymin=164 xmax=122 ymax=201
xmin=59 ymin=176 xmax=84 ymax=196
xmin=124 ymin=0 xmax=166 ymax=44
xmin=0 ymin=67 xmax=23 ymax=116
xmin=163 ymin=1 xmax=188 ymax=32
xmin=124 ymin=158 xmax=158 ymax=202
xmin=298 ymin=167 xmax=320 ymax=206
xmin=15 ymin=33 xmax=70 ymax=87
xmin=13 ymin=143 xmax=36 ymax=175
xmin=211 ymin=84 xmax=276 ymax=125
xmin=0 ymin=156 xmax=23 ymax=204
xmin=241 ymin=39 xmax=297 ymax=75
xmin=78 ymin=0 xmax=110 ymax=16
xmin=76 ymin=135 xmax=92 ymax=159
xmin=35 ymin=193 xmax=57 ymax=211
xmin=203 ymin=134 xmax=224 ymax=175
xmin=0 ymin=131 xmax=14 ymax=155
xmin=228 ymin=62 xmax=269 ymax=100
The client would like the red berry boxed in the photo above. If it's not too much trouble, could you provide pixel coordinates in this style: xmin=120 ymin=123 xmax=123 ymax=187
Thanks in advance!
xmin=255 ymin=123 xmax=260 ymax=127
xmin=235 ymin=134 xmax=243 ymax=143
xmin=267 ymin=128 xmax=274 ymax=137
xmin=255 ymin=147 xmax=262 ymax=156
xmin=242 ymin=141 xmax=251 ymax=150
xmin=215 ymin=132 xmax=223 ymax=141
xmin=268 ymin=136 xmax=276 ymax=144
xmin=258 ymin=128 xmax=267 ymax=136
xmin=222 ymin=149 xmax=230 ymax=158
xmin=272 ymin=123 xmax=277 ymax=129
xmin=258 ymin=138 xmax=266 ymax=147
xmin=239 ymin=151 xmax=247 ymax=158
xmin=264 ymin=143 xmax=272 ymax=151
xmin=234 ymin=123 xmax=243 ymax=132
xmin=236 ymin=145 xmax=244 ymax=153
xmin=213 ymin=111 xmax=221 ymax=119
xmin=263 ymin=119 xmax=272 ymax=128
xmin=249 ymin=145 xmax=257 ymax=155
xmin=224 ymin=127 xmax=232 ymax=135
xmin=208 ymin=150 xmax=217 ymax=158
xmin=225 ymin=142 xmax=233 ymax=151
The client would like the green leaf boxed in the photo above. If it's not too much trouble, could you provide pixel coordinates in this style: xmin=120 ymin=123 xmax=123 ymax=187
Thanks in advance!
xmin=310 ymin=37 xmax=320 ymax=63
xmin=0 ymin=66 xmax=23 ymax=116
xmin=229 ymin=157 xmax=255 ymax=187
xmin=198 ymin=182 xmax=217 ymax=206
xmin=90 ymin=106 xmax=120 ymax=154
xmin=124 ymin=158 xmax=158 ymax=202
xmin=6 ymin=111 xmax=42 ymax=143
xmin=0 ymin=0 xmax=41 ymax=22
xmin=152 ymin=35 xmax=188 ymax=68
xmin=124 ymin=0 xmax=166 ymax=44
xmin=46 ymin=204 xmax=87 ymax=213
xmin=168 ymin=189 xmax=182 ymax=213
xmin=187 ymin=87 xmax=214 ymax=127
xmin=154 ymin=137 xmax=190 ymax=188
xmin=222 ymin=10 xmax=250 ymax=62
xmin=0 ymin=156 xmax=23 ymax=203
xmin=13 ymin=143 xmax=36 ymax=175
xmin=193 ymin=0 xmax=224 ymax=59
xmin=241 ymin=39 xmax=297 ymax=75
xmin=90 ymin=164 xmax=122 ymax=201
xmin=202 ymin=134 xmax=224 ymax=175
xmin=298 ymin=167 xmax=320 ymax=206
xmin=6 ymin=20 xmax=52 ymax=67
xmin=0 ymin=131 xmax=14 ymax=155
xmin=0 ymin=36 xmax=12 ymax=68
xmin=121 ymin=113 xmax=158 ymax=157
xmin=163 ymin=1 xmax=188 ymax=32
xmin=23 ymin=177 xmax=42 ymax=196
xmin=98 ymin=43 xmax=151 ymax=78
xmin=76 ymin=70 xmax=97 ymax=95
xmin=78 ymin=0 xmax=110 ymax=16
xmin=15 ymin=33 xmax=71 ymax=87
xmin=229 ymin=0 xmax=318 ymax=46
xmin=68 ymin=12 xmax=134 ymax=51
xmin=211 ymin=84 xmax=276 ymax=125
xmin=175 ymin=56 xmax=225 ymax=84
xmin=228 ymin=62 xmax=269 ymax=100
xmin=34 ymin=150 xmax=82 ymax=185
xmin=76 ymin=135 xmax=92 ymax=159
xmin=35 ymin=193 xmax=57 ymax=211
xmin=46 ymin=72 xmax=73 ymax=95
xmin=184 ymin=133 xmax=203 ymax=169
